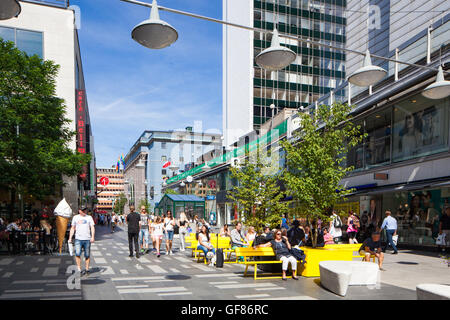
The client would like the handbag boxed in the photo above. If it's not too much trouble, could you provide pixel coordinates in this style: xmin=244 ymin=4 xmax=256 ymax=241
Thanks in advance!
xmin=436 ymin=233 xmax=446 ymax=246
xmin=392 ymin=235 xmax=398 ymax=246
xmin=290 ymin=247 xmax=306 ymax=263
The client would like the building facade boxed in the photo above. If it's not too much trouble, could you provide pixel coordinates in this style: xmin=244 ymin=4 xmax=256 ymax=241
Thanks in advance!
xmin=223 ymin=0 xmax=347 ymax=146
xmin=0 ymin=0 xmax=96 ymax=217
xmin=123 ymin=128 xmax=222 ymax=213
xmin=300 ymin=0 xmax=450 ymax=249
xmin=96 ymin=168 xmax=124 ymax=212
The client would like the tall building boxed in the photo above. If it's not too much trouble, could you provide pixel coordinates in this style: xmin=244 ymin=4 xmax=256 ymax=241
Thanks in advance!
xmin=0 ymin=0 xmax=96 ymax=217
xmin=223 ymin=0 xmax=347 ymax=146
xmin=123 ymin=128 xmax=222 ymax=213
xmin=96 ymin=168 xmax=124 ymax=212
xmin=299 ymin=0 xmax=450 ymax=249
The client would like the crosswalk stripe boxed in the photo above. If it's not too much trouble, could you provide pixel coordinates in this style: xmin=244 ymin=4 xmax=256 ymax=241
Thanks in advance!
xmin=112 ymin=260 xmax=119 ymax=264
xmin=180 ymin=264 xmax=192 ymax=269
xmin=4 ymin=289 xmax=44 ymax=293
xmin=146 ymin=265 xmax=167 ymax=273
xmin=118 ymin=287 xmax=187 ymax=294
xmin=106 ymin=253 xmax=112 ymax=256
xmin=16 ymin=261 xmax=24 ymax=265
xmin=91 ymin=251 xmax=103 ymax=256
xmin=30 ymin=267 xmax=38 ymax=273
xmin=120 ymin=269 xmax=129 ymax=274
xmin=101 ymin=266 xmax=115 ymax=275
xmin=215 ymin=283 xmax=279 ymax=289
xmin=42 ymin=267 xmax=58 ymax=277
xmin=192 ymin=264 xmax=214 ymax=272
xmin=48 ymin=258 xmax=61 ymax=265
xmin=209 ymin=281 xmax=239 ymax=285
xmin=235 ymin=294 xmax=270 ymax=299
xmin=158 ymin=292 xmax=192 ymax=296
xmin=255 ymin=287 xmax=286 ymax=291
xmin=115 ymin=285 xmax=149 ymax=289
xmin=94 ymin=257 xmax=107 ymax=264
xmin=0 ymin=258 xmax=14 ymax=265
xmin=169 ymin=268 xmax=180 ymax=273
xmin=2 ymin=272 xmax=13 ymax=278
xmin=136 ymin=265 xmax=144 ymax=270
xmin=173 ymin=256 xmax=191 ymax=263
xmin=112 ymin=276 xmax=166 ymax=281
xmin=37 ymin=258 xmax=44 ymax=262
xmin=195 ymin=273 xmax=239 ymax=278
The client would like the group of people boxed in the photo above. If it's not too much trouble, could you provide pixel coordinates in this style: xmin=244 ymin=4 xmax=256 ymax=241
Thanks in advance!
xmin=126 ymin=205 xmax=192 ymax=258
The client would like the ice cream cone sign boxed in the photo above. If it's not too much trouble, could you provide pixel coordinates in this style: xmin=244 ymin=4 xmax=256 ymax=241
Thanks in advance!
xmin=54 ymin=198 xmax=73 ymax=254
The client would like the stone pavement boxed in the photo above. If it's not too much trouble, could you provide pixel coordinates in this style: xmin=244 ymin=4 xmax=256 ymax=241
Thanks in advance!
xmin=0 ymin=224 xmax=448 ymax=300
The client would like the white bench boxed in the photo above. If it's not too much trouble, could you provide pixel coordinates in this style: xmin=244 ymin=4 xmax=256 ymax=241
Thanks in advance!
xmin=416 ymin=284 xmax=450 ymax=300
xmin=319 ymin=261 xmax=380 ymax=296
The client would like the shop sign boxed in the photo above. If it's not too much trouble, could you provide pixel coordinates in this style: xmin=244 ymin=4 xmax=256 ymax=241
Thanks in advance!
xmin=374 ymin=173 xmax=389 ymax=180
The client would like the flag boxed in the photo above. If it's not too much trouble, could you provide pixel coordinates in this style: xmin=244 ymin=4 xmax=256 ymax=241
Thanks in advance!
xmin=162 ymin=161 xmax=171 ymax=168
xmin=120 ymin=154 xmax=125 ymax=169
xmin=116 ymin=158 xmax=120 ymax=173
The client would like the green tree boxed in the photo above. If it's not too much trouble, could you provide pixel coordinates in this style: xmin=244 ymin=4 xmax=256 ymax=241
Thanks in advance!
xmin=280 ymin=102 xmax=366 ymax=247
xmin=0 ymin=39 xmax=91 ymax=218
xmin=164 ymin=188 xmax=179 ymax=195
xmin=138 ymin=198 xmax=153 ymax=213
xmin=227 ymin=152 xmax=288 ymax=232
xmin=113 ymin=193 xmax=128 ymax=215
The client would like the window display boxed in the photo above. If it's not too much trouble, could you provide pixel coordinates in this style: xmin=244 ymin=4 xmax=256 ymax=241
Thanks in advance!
xmin=393 ymin=95 xmax=449 ymax=162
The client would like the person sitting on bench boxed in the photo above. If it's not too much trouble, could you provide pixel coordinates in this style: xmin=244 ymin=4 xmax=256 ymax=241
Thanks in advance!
xmin=256 ymin=229 xmax=299 ymax=280
xmin=359 ymin=232 xmax=385 ymax=270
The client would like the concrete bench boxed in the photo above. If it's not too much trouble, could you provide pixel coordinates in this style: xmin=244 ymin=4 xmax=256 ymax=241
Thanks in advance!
xmin=319 ymin=261 xmax=379 ymax=296
xmin=416 ymin=284 xmax=450 ymax=300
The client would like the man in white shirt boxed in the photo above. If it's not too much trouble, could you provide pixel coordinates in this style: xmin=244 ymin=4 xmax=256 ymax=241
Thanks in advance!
xmin=381 ymin=210 xmax=398 ymax=254
xmin=68 ymin=206 xmax=95 ymax=276
xmin=329 ymin=211 xmax=343 ymax=244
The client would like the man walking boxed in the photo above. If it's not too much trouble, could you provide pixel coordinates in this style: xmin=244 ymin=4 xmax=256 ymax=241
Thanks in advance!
xmin=381 ymin=210 xmax=398 ymax=254
xmin=126 ymin=205 xmax=140 ymax=258
xmin=139 ymin=206 xmax=150 ymax=254
xmin=68 ymin=206 xmax=95 ymax=276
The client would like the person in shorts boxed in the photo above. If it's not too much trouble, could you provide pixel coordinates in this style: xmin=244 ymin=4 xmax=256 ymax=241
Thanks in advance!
xmin=68 ymin=206 xmax=95 ymax=276
xmin=359 ymin=232 xmax=384 ymax=270
xmin=163 ymin=210 xmax=176 ymax=255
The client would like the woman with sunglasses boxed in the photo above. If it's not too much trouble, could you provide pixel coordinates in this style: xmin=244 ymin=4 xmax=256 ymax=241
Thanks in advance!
xmin=163 ymin=210 xmax=176 ymax=255
xmin=256 ymin=229 xmax=299 ymax=280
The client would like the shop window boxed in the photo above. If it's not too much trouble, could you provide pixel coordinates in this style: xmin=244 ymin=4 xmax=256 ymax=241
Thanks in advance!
xmin=364 ymin=108 xmax=391 ymax=168
xmin=346 ymin=121 xmax=364 ymax=170
xmin=392 ymin=95 xmax=449 ymax=162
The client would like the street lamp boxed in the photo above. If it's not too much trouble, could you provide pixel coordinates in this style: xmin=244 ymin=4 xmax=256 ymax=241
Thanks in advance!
xmin=120 ymin=0 xmax=450 ymax=98
xmin=255 ymin=28 xmax=296 ymax=71
xmin=422 ymin=66 xmax=450 ymax=99
xmin=347 ymin=50 xmax=388 ymax=87
xmin=0 ymin=0 xmax=21 ymax=21
xmin=131 ymin=0 xmax=178 ymax=49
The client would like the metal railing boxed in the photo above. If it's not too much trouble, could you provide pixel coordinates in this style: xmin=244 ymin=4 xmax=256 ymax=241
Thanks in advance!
xmin=21 ymin=0 xmax=69 ymax=9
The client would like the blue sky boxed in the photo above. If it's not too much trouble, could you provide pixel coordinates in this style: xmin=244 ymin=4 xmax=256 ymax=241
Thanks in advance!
xmin=72 ymin=0 xmax=222 ymax=168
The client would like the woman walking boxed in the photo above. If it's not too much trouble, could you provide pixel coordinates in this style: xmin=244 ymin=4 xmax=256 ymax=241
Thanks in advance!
xmin=178 ymin=212 xmax=188 ymax=252
xmin=257 ymin=229 xmax=299 ymax=280
xmin=164 ymin=210 xmax=176 ymax=255
xmin=152 ymin=217 xmax=164 ymax=257
xmin=347 ymin=211 xmax=359 ymax=244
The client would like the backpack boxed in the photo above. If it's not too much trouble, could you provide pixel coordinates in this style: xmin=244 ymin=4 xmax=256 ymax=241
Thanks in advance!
xmin=334 ymin=215 xmax=342 ymax=228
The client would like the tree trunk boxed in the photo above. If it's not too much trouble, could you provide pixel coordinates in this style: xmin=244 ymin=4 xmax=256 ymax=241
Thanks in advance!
xmin=9 ymin=188 xmax=16 ymax=220
xmin=311 ymin=225 xmax=318 ymax=248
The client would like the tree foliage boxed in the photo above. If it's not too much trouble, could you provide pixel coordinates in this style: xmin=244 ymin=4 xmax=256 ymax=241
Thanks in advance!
xmin=164 ymin=188 xmax=179 ymax=195
xmin=227 ymin=152 xmax=288 ymax=232
xmin=138 ymin=198 xmax=153 ymax=213
xmin=280 ymin=102 xmax=366 ymax=245
xmin=0 ymin=39 xmax=90 ymax=215
xmin=113 ymin=193 xmax=128 ymax=215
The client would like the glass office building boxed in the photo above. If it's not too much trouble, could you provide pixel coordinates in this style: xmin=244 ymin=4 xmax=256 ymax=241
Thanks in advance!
xmin=223 ymin=0 xmax=347 ymax=146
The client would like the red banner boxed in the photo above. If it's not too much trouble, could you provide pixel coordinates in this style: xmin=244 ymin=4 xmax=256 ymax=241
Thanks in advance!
xmin=76 ymin=89 xmax=86 ymax=154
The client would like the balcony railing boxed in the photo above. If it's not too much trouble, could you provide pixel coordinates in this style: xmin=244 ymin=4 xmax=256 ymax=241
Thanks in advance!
xmin=22 ymin=0 xmax=69 ymax=9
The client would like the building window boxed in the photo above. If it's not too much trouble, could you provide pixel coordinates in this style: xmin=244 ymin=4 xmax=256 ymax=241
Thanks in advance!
xmin=392 ymin=94 xmax=449 ymax=162
xmin=162 ymin=169 xmax=167 ymax=175
xmin=161 ymin=142 xmax=166 ymax=149
xmin=365 ymin=109 xmax=391 ymax=168
xmin=0 ymin=26 xmax=43 ymax=58
xmin=161 ymin=155 xmax=167 ymax=162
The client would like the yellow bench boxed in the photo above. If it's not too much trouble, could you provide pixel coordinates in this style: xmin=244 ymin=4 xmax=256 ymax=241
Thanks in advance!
xmin=191 ymin=238 xmax=232 ymax=264
xmin=298 ymin=244 xmax=375 ymax=277
xmin=235 ymin=247 xmax=302 ymax=280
